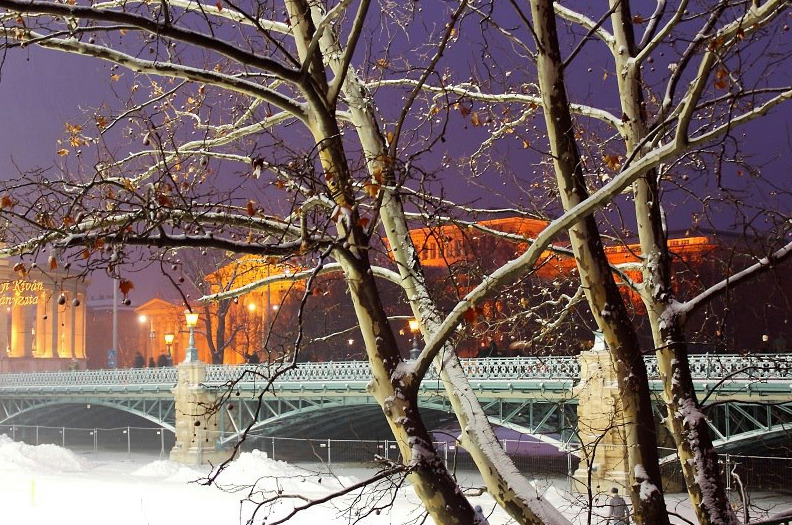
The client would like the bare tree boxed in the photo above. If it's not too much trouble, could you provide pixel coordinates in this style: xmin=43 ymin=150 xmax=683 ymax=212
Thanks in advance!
xmin=380 ymin=1 xmax=790 ymax=523
xmin=0 ymin=1 xmax=566 ymax=523
xmin=1 ymin=1 xmax=791 ymax=524
xmin=175 ymin=250 xmax=260 ymax=364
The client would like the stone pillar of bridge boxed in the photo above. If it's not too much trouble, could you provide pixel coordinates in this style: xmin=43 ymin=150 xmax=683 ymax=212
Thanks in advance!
xmin=572 ymin=331 xmax=629 ymax=494
xmin=169 ymin=361 xmax=232 ymax=466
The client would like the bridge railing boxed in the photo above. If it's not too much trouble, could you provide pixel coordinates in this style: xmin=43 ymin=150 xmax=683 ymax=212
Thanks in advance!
xmin=202 ymin=356 xmax=582 ymax=385
xmin=1 ymin=354 xmax=791 ymax=389
xmin=672 ymin=354 xmax=792 ymax=380
xmin=0 ymin=366 xmax=178 ymax=388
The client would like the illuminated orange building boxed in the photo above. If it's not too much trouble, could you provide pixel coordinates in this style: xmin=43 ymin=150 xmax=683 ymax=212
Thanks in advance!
xmin=600 ymin=236 xmax=718 ymax=311
xmin=201 ymin=255 xmax=305 ymax=363
xmin=403 ymin=218 xmax=782 ymax=354
xmin=119 ymin=257 xmax=305 ymax=365
xmin=72 ymin=221 xmax=792 ymax=369
xmin=406 ymin=217 xmax=720 ymax=298
xmin=133 ymin=298 xmax=207 ymax=366
xmin=0 ymin=256 xmax=89 ymax=372
xmin=121 ymin=223 xmax=791 ymax=363
xmin=399 ymin=217 xmax=573 ymax=356
xmin=406 ymin=216 xmax=564 ymax=276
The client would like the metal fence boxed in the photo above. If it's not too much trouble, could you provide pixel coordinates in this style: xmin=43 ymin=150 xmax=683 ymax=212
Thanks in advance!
xmin=0 ymin=424 xmax=174 ymax=458
xmin=2 ymin=423 xmax=791 ymax=496
xmin=4 ymin=354 xmax=792 ymax=391
xmin=0 ymin=423 xmax=573 ymax=474
xmin=660 ymin=449 xmax=792 ymax=494
xmin=239 ymin=433 xmax=575 ymax=474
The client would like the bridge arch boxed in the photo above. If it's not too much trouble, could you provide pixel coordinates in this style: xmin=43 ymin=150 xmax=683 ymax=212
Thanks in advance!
xmin=217 ymin=395 xmax=570 ymax=451
xmin=2 ymin=356 xmax=792 ymax=464
xmin=0 ymin=398 xmax=175 ymax=433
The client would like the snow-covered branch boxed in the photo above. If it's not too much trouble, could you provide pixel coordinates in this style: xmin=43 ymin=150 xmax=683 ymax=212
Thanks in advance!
xmin=370 ymin=79 xmax=623 ymax=130
xmin=663 ymin=239 xmax=792 ymax=328
xmin=553 ymin=3 xmax=615 ymax=47
xmin=0 ymin=0 xmax=301 ymax=80
xmin=4 ymin=30 xmax=308 ymax=120
xmin=90 ymin=0 xmax=291 ymax=33
xmin=199 ymin=261 xmax=402 ymax=303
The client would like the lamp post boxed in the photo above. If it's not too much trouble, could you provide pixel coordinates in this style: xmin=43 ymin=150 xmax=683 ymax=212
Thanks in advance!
xmin=139 ymin=314 xmax=155 ymax=366
xmin=408 ymin=318 xmax=421 ymax=359
xmin=164 ymin=332 xmax=174 ymax=366
xmin=183 ymin=310 xmax=200 ymax=363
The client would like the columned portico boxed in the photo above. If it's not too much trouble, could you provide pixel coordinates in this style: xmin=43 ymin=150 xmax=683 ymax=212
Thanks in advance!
xmin=0 ymin=255 xmax=88 ymax=371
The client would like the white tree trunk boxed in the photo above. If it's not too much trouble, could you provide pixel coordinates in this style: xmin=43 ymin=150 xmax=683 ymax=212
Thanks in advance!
xmin=306 ymin=4 xmax=568 ymax=523
xmin=285 ymin=2 xmax=480 ymax=523
xmin=608 ymin=2 xmax=739 ymax=523
xmin=530 ymin=1 xmax=669 ymax=523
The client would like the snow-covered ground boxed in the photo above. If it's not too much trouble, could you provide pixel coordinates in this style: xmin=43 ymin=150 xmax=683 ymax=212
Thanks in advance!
xmin=1 ymin=434 xmax=790 ymax=524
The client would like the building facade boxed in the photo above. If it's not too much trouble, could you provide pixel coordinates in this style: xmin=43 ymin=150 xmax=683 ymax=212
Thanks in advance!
xmin=4 ymin=218 xmax=786 ymax=371
xmin=0 ymin=256 xmax=88 ymax=372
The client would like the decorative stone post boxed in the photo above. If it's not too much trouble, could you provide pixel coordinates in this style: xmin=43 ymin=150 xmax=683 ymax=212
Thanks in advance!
xmin=572 ymin=331 xmax=629 ymax=494
xmin=169 ymin=360 xmax=231 ymax=465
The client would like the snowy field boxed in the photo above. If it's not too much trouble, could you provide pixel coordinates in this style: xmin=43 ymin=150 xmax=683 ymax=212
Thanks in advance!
xmin=1 ymin=434 xmax=790 ymax=525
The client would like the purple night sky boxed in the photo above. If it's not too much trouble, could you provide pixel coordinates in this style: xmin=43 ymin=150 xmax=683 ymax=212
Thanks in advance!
xmin=1 ymin=23 xmax=790 ymax=304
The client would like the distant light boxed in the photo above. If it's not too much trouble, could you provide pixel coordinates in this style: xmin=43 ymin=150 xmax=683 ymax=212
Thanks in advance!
xmin=408 ymin=318 xmax=420 ymax=332
xmin=248 ymin=303 xmax=257 ymax=312
xmin=184 ymin=311 xmax=199 ymax=328
xmin=138 ymin=314 xmax=147 ymax=324
xmin=348 ymin=338 xmax=354 ymax=346
xmin=272 ymin=304 xmax=279 ymax=311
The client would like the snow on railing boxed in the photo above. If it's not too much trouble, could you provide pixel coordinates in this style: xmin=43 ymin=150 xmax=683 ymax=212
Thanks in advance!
xmin=0 ymin=366 xmax=178 ymax=388
xmin=644 ymin=353 xmax=792 ymax=380
xmin=1 ymin=354 xmax=791 ymax=389
xmin=202 ymin=356 xmax=581 ymax=385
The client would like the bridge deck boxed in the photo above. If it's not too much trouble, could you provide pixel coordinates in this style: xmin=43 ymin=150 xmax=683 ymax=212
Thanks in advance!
xmin=1 ymin=355 xmax=791 ymax=448
xmin=1 ymin=354 xmax=790 ymax=393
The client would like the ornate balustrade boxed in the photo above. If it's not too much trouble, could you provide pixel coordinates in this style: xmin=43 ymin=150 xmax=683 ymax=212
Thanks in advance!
xmin=0 ymin=366 xmax=178 ymax=389
xmin=1 ymin=354 xmax=791 ymax=390
xmin=202 ymin=356 xmax=582 ymax=385
xmin=666 ymin=354 xmax=792 ymax=380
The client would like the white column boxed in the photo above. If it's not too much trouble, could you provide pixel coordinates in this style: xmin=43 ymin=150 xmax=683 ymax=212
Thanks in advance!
xmin=169 ymin=361 xmax=231 ymax=465
xmin=572 ymin=332 xmax=629 ymax=494
xmin=50 ymin=290 xmax=58 ymax=357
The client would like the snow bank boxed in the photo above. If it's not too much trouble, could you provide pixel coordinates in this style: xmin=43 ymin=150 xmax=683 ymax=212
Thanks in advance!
xmin=215 ymin=449 xmax=355 ymax=493
xmin=132 ymin=459 xmax=205 ymax=482
xmin=0 ymin=434 xmax=88 ymax=474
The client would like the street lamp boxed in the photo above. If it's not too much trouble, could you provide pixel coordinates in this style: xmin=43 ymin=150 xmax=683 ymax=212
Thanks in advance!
xmin=183 ymin=310 xmax=200 ymax=363
xmin=408 ymin=318 xmax=421 ymax=359
xmin=139 ymin=314 xmax=155 ymax=365
xmin=164 ymin=332 xmax=175 ymax=366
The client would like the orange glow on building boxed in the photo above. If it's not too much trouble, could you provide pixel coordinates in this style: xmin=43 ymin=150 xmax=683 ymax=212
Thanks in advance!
xmin=0 ymin=257 xmax=88 ymax=373
xmin=400 ymin=216 xmax=570 ymax=277
xmin=112 ymin=256 xmax=306 ymax=366
xmin=407 ymin=219 xmax=721 ymax=321
xmin=202 ymin=256 xmax=305 ymax=363
xmin=134 ymin=298 xmax=203 ymax=365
